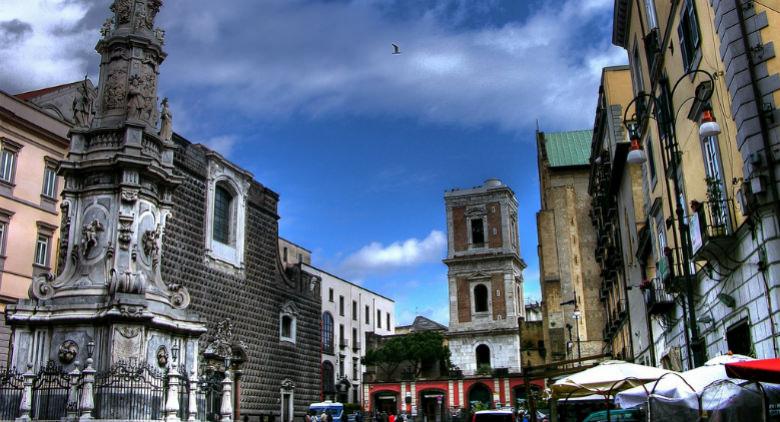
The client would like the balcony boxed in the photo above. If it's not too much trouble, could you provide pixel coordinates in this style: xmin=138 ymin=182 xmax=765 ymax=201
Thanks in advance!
xmin=691 ymin=199 xmax=737 ymax=260
xmin=656 ymin=248 xmax=692 ymax=293
xmin=339 ymin=338 xmax=348 ymax=350
xmin=353 ymin=340 xmax=361 ymax=352
xmin=642 ymin=278 xmax=675 ymax=315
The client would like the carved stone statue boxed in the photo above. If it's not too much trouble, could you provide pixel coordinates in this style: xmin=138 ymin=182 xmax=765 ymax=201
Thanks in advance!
xmin=159 ymin=98 xmax=172 ymax=142
xmin=127 ymin=75 xmax=145 ymax=120
xmin=72 ymin=81 xmax=92 ymax=128
xmin=100 ymin=17 xmax=114 ymax=38
xmin=80 ymin=220 xmax=104 ymax=257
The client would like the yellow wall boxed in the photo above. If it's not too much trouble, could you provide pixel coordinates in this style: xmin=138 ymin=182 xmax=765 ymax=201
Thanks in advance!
xmin=0 ymin=93 xmax=69 ymax=304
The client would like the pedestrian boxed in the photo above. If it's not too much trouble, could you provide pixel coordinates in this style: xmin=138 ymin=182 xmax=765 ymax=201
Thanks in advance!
xmin=389 ymin=413 xmax=396 ymax=422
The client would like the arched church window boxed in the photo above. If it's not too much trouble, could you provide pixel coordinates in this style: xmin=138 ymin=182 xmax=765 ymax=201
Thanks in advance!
xmin=322 ymin=312 xmax=334 ymax=353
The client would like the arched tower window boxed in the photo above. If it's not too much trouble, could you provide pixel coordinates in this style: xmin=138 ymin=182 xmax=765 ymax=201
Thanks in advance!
xmin=213 ymin=184 xmax=234 ymax=244
xmin=476 ymin=344 xmax=491 ymax=368
xmin=474 ymin=284 xmax=488 ymax=313
xmin=322 ymin=312 xmax=334 ymax=354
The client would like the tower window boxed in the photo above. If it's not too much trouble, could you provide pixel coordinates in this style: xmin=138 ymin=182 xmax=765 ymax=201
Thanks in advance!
xmin=476 ymin=344 xmax=491 ymax=369
xmin=471 ymin=218 xmax=485 ymax=245
xmin=474 ymin=284 xmax=489 ymax=313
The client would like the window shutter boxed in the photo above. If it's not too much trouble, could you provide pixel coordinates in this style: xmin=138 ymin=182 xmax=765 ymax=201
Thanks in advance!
xmin=678 ymin=23 xmax=689 ymax=70
xmin=688 ymin=0 xmax=700 ymax=49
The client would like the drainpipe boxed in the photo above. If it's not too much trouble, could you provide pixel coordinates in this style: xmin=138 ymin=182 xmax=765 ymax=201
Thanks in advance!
xmin=736 ymin=0 xmax=780 ymax=357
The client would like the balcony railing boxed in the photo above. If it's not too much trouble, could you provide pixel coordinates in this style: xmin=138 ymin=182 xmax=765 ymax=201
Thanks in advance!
xmin=691 ymin=199 xmax=736 ymax=259
xmin=656 ymin=247 xmax=693 ymax=293
xmin=642 ymin=278 xmax=675 ymax=315
xmin=352 ymin=341 xmax=361 ymax=352
xmin=339 ymin=338 xmax=348 ymax=349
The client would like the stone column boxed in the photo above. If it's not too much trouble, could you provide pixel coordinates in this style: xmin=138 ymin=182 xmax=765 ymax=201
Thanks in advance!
xmin=16 ymin=363 xmax=33 ymax=422
xmin=67 ymin=362 xmax=82 ymax=421
xmin=79 ymin=357 xmax=95 ymax=421
xmin=220 ymin=368 xmax=233 ymax=422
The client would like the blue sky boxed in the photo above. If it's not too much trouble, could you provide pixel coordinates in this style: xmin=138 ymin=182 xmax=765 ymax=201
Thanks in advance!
xmin=0 ymin=0 xmax=626 ymax=326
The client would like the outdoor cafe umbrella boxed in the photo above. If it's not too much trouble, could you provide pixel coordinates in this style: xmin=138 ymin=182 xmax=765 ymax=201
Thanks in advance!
xmin=725 ymin=358 xmax=780 ymax=383
xmin=551 ymin=360 xmax=673 ymax=398
xmin=614 ymin=354 xmax=754 ymax=409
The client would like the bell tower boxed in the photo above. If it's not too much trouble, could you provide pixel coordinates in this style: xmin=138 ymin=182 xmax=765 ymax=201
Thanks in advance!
xmin=443 ymin=179 xmax=526 ymax=375
xmin=7 ymin=0 xmax=205 ymax=373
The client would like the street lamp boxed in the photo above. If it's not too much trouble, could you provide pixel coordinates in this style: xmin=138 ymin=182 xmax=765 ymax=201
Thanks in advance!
xmin=572 ymin=308 xmax=582 ymax=365
xmin=626 ymin=122 xmax=647 ymax=164
xmin=622 ymin=69 xmax=720 ymax=368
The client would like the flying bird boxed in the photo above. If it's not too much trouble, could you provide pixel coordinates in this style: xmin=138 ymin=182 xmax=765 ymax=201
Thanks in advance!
xmin=392 ymin=43 xmax=401 ymax=54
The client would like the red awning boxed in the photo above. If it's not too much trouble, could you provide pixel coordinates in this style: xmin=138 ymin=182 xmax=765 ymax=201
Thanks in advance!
xmin=725 ymin=358 xmax=780 ymax=383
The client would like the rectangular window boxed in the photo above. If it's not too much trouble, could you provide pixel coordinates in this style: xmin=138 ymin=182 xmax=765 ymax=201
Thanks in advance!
xmin=339 ymin=324 xmax=345 ymax=348
xmin=339 ymin=355 xmax=345 ymax=377
xmin=386 ymin=313 xmax=390 ymax=330
xmin=0 ymin=221 xmax=6 ymax=256
xmin=631 ymin=43 xmax=645 ymax=95
xmin=352 ymin=300 xmax=357 ymax=321
xmin=212 ymin=186 xmax=232 ymax=244
xmin=365 ymin=305 xmax=370 ymax=325
xmin=34 ymin=234 xmax=50 ymax=267
xmin=297 ymin=253 xmax=302 ymax=263
xmin=352 ymin=327 xmax=358 ymax=348
xmin=677 ymin=0 xmax=701 ymax=71
xmin=377 ymin=309 xmax=382 ymax=328
xmin=352 ymin=358 xmax=359 ymax=380
xmin=471 ymin=218 xmax=485 ymax=245
xmin=283 ymin=247 xmax=288 ymax=263
xmin=339 ymin=296 xmax=345 ymax=316
xmin=646 ymin=135 xmax=657 ymax=185
xmin=329 ymin=288 xmax=334 ymax=302
xmin=0 ymin=149 xmax=16 ymax=184
xmin=42 ymin=166 xmax=57 ymax=198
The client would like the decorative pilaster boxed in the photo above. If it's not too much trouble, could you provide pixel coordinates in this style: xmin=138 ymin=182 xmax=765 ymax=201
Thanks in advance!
xmin=188 ymin=370 xmax=198 ymax=422
xmin=165 ymin=360 xmax=181 ymax=421
xmin=16 ymin=363 xmax=33 ymax=422
xmin=220 ymin=366 xmax=234 ymax=422
xmin=79 ymin=357 xmax=96 ymax=421
xmin=67 ymin=362 xmax=82 ymax=421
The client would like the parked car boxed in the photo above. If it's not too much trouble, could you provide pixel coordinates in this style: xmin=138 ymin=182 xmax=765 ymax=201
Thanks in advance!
xmin=582 ymin=408 xmax=644 ymax=422
xmin=472 ymin=410 xmax=514 ymax=422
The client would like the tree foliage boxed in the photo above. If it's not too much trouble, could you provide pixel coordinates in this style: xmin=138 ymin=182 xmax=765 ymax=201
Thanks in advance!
xmin=363 ymin=331 xmax=450 ymax=380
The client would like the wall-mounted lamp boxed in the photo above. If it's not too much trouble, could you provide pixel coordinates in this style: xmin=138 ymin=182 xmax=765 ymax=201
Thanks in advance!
xmin=699 ymin=107 xmax=722 ymax=138
xmin=626 ymin=122 xmax=647 ymax=164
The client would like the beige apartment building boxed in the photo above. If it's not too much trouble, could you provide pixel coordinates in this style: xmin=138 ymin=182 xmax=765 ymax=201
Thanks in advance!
xmin=0 ymin=88 xmax=72 ymax=364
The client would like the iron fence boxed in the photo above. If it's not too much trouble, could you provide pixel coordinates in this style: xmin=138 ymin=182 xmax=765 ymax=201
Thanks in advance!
xmin=199 ymin=371 xmax=223 ymax=422
xmin=0 ymin=368 xmax=23 ymax=420
xmin=93 ymin=360 xmax=166 ymax=420
xmin=30 ymin=361 xmax=73 ymax=420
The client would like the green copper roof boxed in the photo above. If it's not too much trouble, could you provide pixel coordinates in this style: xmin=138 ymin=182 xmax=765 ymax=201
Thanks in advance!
xmin=544 ymin=130 xmax=593 ymax=167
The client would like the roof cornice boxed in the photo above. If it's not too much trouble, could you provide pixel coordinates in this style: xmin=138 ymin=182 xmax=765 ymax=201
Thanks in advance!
xmin=612 ymin=0 xmax=632 ymax=48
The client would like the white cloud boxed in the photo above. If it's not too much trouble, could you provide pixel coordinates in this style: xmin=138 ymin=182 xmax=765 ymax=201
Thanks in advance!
xmin=339 ymin=230 xmax=446 ymax=278
xmin=0 ymin=0 xmax=626 ymax=135
xmin=201 ymin=135 xmax=239 ymax=158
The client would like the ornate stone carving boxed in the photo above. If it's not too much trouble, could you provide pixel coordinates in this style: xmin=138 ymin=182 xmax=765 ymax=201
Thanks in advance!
xmin=158 ymin=98 xmax=172 ymax=142
xmin=156 ymin=346 xmax=168 ymax=367
xmin=110 ymin=0 xmax=132 ymax=24
xmin=57 ymin=201 xmax=71 ymax=276
xmin=118 ymin=215 xmax=134 ymax=250
xmin=201 ymin=319 xmax=248 ymax=368
xmin=30 ymin=272 xmax=56 ymax=300
xmin=154 ymin=28 xmax=165 ymax=44
xmin=109 ymin=269 xmax=146 ymax=295
xmin=100 ymin=17 xmax=114 ymax=38
xmin=118 ymin=304 xmax=145 ymax=317
xmin=80 ymin=219 xmax=104 ymax=258
xmin=103 ymin=64 xmax=127 ymax=110
xmin=117 ymin=326 xmax=140 ymax=338
xmin=121 ymin=188 xmax=139 ymax=203
xmin=58 ymin=340 xmax=79 ymax=364
xmin=281 ymin=379 xmax=295 ymax=391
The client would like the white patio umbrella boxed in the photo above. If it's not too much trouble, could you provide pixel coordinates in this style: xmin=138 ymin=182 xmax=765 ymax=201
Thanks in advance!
xmin=614 ymin=354 xmax=754 ymax=409
xmin=552 ymin=360 xmax=674 ymax=399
